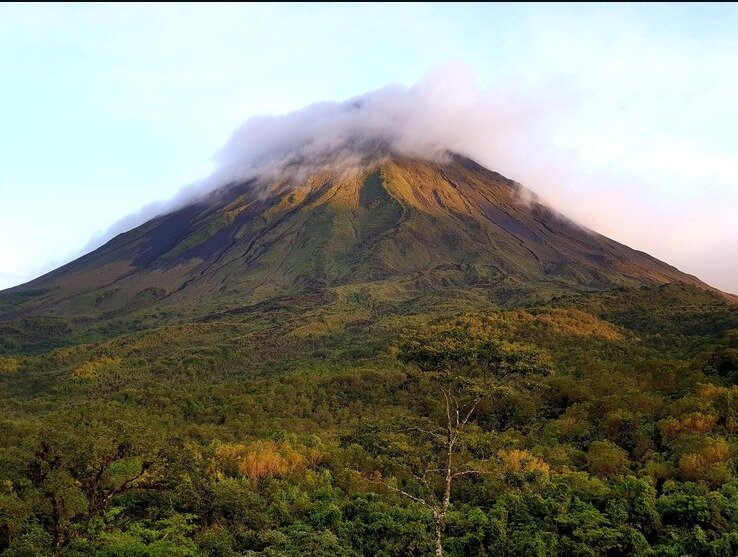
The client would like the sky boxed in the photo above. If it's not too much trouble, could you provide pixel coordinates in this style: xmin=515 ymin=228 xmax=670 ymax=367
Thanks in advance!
xmin=1 ymin=3 xmax=737 ymax=293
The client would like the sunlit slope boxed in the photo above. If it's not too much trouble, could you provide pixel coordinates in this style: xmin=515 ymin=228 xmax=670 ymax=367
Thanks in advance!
xmin=0 ymin=154 xmax=714 ymax=329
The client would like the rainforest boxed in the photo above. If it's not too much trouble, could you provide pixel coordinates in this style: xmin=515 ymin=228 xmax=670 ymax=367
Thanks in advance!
xmin=2 ymin=156 xmax=738 ymax=556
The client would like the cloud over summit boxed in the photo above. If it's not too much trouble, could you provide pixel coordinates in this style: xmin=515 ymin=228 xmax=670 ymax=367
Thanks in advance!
xmin=206 ymin=64 xmax=574 ymax=187
xmin=92 ymin=65 xmax=738 ymax=294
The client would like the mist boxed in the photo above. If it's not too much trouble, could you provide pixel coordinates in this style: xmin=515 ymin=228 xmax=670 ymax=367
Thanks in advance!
xmin=208 ymin=65 xmax=576 ymax=183
xmin=90 ymin=64 xmax=737 ymax=293
xmin=97 ymin=65 xmax=577 ymax=233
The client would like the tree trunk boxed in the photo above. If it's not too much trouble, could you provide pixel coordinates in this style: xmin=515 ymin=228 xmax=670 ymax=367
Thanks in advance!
xmin=434 ymin=427 xmax=454 ymax=557
xmin=434 ymin=510 xmax=444 ymax=557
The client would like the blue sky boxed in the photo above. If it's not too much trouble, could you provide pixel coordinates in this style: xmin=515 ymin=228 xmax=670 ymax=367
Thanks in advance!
xmin=1 ymin=3 xmax=737 ymax=292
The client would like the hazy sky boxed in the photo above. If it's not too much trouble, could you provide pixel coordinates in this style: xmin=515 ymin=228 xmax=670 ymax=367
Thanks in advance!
xmin=1 ymin=3 xmax=737 ymax=293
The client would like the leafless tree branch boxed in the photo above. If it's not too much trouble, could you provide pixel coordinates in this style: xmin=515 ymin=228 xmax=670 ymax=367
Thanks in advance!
xmin=451 ymin=468 xmax=490 ymax=479
xmin=459 ymin=398 xmax=480 ymax=430
xmin=407 ymin=426 xmax=446 ymax=443
xmin=360 ymin=475 xmax=434 ymax=509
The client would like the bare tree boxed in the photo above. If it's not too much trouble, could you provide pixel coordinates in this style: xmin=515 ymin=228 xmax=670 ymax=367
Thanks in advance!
xmin=428 ymin=388 xmax=481 ymax=557
xmin=359 ymin=319 xmax=553 ymax=556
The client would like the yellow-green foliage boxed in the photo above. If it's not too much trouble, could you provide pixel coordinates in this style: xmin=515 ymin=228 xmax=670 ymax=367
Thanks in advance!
xmin=552 ymin=404 xmax=592 ymax=440
xmin=642 ymin=459 xmax=672 ymax=482
xmin=290 ymin=311 xmax=370 ymax=337
xmin=497 ymin=449 xmax=550 ymax=476
xmin=696 ymin=384 xmax=738 ymax=426
xmin=72 ymin=356 xmax=123 ymax=379
xmin=0 ymin=356 xmax=19 ymax=373
xmin=678 ymin=437 xmax=732 ymax=486
xmin=530 ymin=309 xmax=626 ymax=341
xmin=111 ymin=323 xmax=243 ymax=354
xmin=659 ymin=412 xmax=718 ymax=440
xmin=50 ymin=344 xmax=92 ymax=365
xmin=398 ymin=311 xmax=625 ymax=361
xmin=211 ymin=440 xmax=322 ymax=481
xmin=587 ymin=440 xmax=631 ymax=477
xmin=696 ymin=383 xmax=729 ymax=400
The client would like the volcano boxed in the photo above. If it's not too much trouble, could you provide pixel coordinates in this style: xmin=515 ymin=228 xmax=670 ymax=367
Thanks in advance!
xmin=3 ymin=152 xmax=738 ymax=556
xmin=0 ymin=153 xmax=717 ymax=329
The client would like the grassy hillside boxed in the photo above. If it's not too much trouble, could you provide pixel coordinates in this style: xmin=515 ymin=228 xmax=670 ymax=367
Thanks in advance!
xmin=1 ymin=284 xmax=738 ymax=556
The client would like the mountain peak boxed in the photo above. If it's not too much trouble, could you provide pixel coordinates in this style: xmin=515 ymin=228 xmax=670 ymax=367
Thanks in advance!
xmin=1 ymin=154 xmax=713 ymax=326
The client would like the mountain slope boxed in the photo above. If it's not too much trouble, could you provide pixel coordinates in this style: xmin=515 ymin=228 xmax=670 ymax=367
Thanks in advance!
xmin=3 ymin=154 xmax=738 ymax=556
xmin=0 ymin=154 xmax=717 ymax=330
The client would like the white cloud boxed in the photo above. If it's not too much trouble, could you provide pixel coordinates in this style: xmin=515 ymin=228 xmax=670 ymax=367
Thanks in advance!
xmin=82 ymin=63 xmax=738 ymax=294
xmin=179 ymin=65 xmax=579 ymax=198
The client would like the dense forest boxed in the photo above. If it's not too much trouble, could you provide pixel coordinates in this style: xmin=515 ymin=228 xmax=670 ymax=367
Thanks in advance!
xmin=1 ymin=283 xmax=738 ymax=556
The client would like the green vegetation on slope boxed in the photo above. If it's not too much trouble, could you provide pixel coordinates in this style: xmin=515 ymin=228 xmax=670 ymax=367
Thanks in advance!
xmin=0 ymin=155 xmax=735 ymax=555
xmin=1 ymin=155 xmax=714 ymax=330
xmin=1 ymin=284 xmax=737 ymax=556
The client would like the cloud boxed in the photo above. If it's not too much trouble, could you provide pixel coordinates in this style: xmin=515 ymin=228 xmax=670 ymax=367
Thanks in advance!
xmin=204 ymin=64 xmax=577 ymax=187
xmin=91 ymin=64 xmax=737 ymax=293
xmin=96 ymin=63 xmax=579 ymax=226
